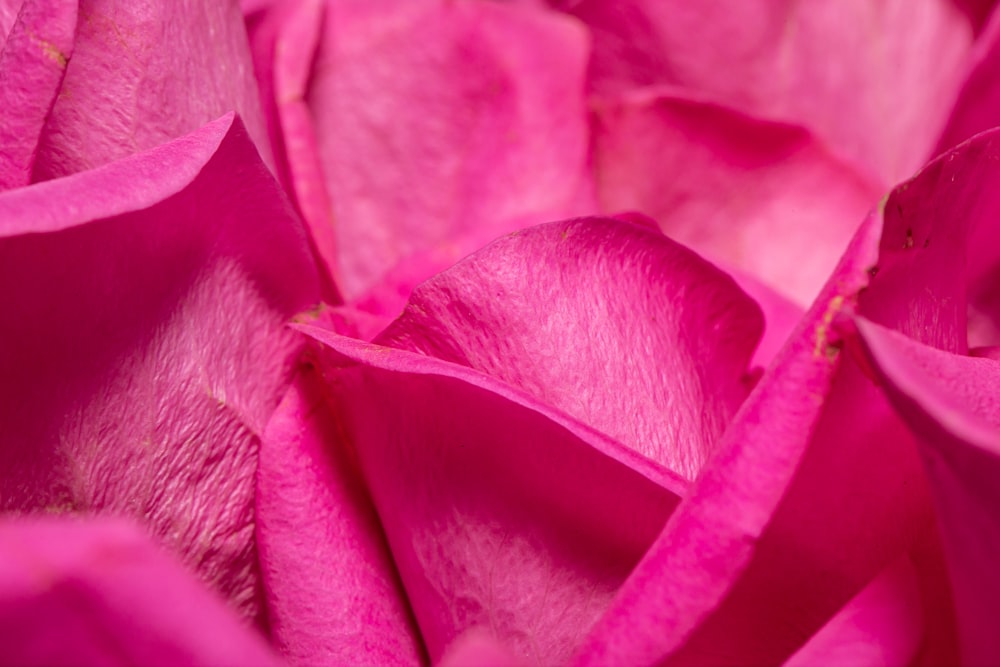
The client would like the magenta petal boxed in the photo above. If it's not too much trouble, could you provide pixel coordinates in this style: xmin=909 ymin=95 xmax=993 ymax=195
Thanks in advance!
xmin=785 ymin=557 xmax=924 ymax=667
xmin=0 ymin=0 xmax=75 ymax=189
xmin=562 ymin=0 xmax=976 ymax=183
xmin=377 ymin=216 xmax=763 ymax=479
xmin=257 ymin=368 xmax=425 ymax=665
xmin=593 ymin=90 xmax=881 ymax=305
xmin=0 ymin=517 xmax=283 ymax=666
xmin=31 ymin=0 xmax=272 ymax=181
xmin=437 ymin=629 xmax=525 ymax=667
xmin=0 ymin=113 xmax=319 ymax=622
xmin=300 ymin=325 xmax=685 ymax=664
xmin=854 ymin=317 xmax=1000 ymax=665
xmin=300 ymin=0 xmax=594 ymax=298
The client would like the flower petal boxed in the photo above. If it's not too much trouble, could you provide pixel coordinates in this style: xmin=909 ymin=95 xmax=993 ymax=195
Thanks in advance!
xmin=0 ymin=517 xmax=282 ymax=666
xmin=0 ymin=113 xmax=319 ymax=623
xmin=592 ymin=90 xmax=880 ymax=305
xmin=257 ymin=367 xmax=425 ymax=665
xmin=284 ymin=0 xmax=594 ymax=298
xmin=30 ymin=0 xmax=272 ymax=181
xmin=785 ymin=557 xmax=924 ymax=667
xmin=300 ymin=325 xmax=685 ymax=664
xmin=376 ymin=216 xmax=763 ymax=480
xmin=854 ymin=317 xmax=1000 ymax=665
xmin=578 ymin=123 xmax=985 ymax=664
xmin=0 ymin=0 xmax=75 ymax=189
xmin=559 ymin=0 xmax=976 ymax=183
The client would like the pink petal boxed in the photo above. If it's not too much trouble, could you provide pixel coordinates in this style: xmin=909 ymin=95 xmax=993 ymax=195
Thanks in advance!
xmin=0 ymin=517 xmax=282 ymax=667
xmin=30 ymin=0 xmax=272 ymax=182
xmin=593 ymin=90 xmax=880 ymax=305
xmin=785 ymin=557 xmax=924 ymax=667
xmin=289 ymin=0 xmax=595 ymax=298
xmin=0 ymin=0 xmax=75 ymax=189
xmin=257 ymin=368 xmax=425 ymax=665
xmin=0 ymin=114 xmax=319 ymax=623
xmin=376 ymin=216 xmax=763 ymax=480
xmin=854 ymin=317 xmax=1000 ymax=665
xmin=299 ymin=324 xmax=685 ymax=664
xmin=578 ymin=123 xmax=983 ymax=663
xmin=437 ymin=629 xmax=526 ymax=667
xmin=560 ymin=0 xmax=976 ymax=184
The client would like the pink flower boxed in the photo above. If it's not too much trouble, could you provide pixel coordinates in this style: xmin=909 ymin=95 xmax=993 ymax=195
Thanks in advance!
xmin=3 ymin=0 xmax=1000 ymax=665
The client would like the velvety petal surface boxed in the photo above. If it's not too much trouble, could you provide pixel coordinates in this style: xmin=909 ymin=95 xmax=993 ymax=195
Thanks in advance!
xmin=297 ymin=0 xmax=594 ymax=298
xmin=576 ymin=123 xmax=995 ymax=665
xmin=0 ymin=113 xmax=319 ymax=623
xmin=0 ymin=517 xmax=282 ymax=666
xmin=559 ymin=0 xmax=976 ymax=184
xmin=300 ymin=324 xmax=685 ymax=664
xmin=854 ymin=318 xmax=1000 ymax=665
xmin=257 ymin=367 xmax=425 ymax=666
xmin=592 ymin=90 xmax=880 ymax=305
xmin=30 ymin=0 xmax=271 ymax=182
xmin=0 ymin=0 xmax=75 ymax=189
xmin=377 ymin=216 xmax=763 ymax=480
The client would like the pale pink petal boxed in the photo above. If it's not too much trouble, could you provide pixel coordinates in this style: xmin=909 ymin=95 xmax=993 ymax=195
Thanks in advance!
xmin=257 ymin=368 xmax=425 ymax=665
xmin=438 ymin=629 xmax=525 ymax=667
xmin=377 ymin=216 xmax=763 ymax=480
xmin=785 ymin=557 xmax=924 ymax=667
xmin=0 ymin=0 xmax=75 ymax=189
xmin=721 ymin=264 xmax=805 ymax=369
xmin=560 ymin=0 xmax=976 ymax=184
xmin=31 ymin=0 xmax=272 ymax=181
xmin=0 ymin=114 xmax=319 ymax=623
xmin=854 ymin=317 xmax=1000 ymax=665
xmin=578 ymin=125 xmax=983 ymax=663
xmin=0 ymin=517 xmax=282 ymax=667
xmin=302 ymin=0 xmax=594 ymax=298
xmin=0 ymin=0 xmax=21 ymax=48
xmin=593 ymin=89 xmax=882 ymax=305
xmin=299 ymin=324 xmax=685 ymax=664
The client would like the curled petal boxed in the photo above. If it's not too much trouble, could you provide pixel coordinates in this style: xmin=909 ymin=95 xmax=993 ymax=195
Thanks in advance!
xmin=854 ymin=317 xmax=1000 ymax=665
xmin=301 ymin=325 xmax=684 ymax=664
xmin=0 ymin=113 xmax=319 ymax=622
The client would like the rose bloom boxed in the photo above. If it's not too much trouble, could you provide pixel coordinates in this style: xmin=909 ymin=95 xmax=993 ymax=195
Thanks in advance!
xmin=3 ymin=0 xmax=1000 ymax=665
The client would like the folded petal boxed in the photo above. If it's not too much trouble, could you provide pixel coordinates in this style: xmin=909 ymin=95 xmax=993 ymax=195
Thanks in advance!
xmin=592 ymin=90 xmax=880 ymax=305
xmin=559 ymin=0 xmax=976 ymax=184
xmin=0 ymin=114 xmax=319 ymax=623
xmin=301 ymin=325 xmax=685 ymax=664
xmin=0 ymin=0 xmax=75 ymax=189
xmin=257 ymin=368 xmax=425 ymax=665
xmin=377 ymin=216 xmax=763 ymax=480
xmin=579 ymin=122 xmax=987 ymax=664
xmin=0 ymin=517 xmax=282 ymax=667
xmin=31 ymin=0 xmax=272 ymax=182
xmin=854 ymin=317 xmax=1000 ymax=665
xmin=271 ymin=0 xmax=594 ymax=298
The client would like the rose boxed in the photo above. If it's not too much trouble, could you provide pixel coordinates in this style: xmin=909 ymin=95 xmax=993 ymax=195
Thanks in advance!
xmin=2 ymin=1 xmax=1000 ymax=666
xmin=245 ymin=0 xmax=1000 ymax=664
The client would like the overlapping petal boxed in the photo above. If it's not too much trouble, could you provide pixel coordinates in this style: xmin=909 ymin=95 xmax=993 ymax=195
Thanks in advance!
xmin=247 ymin=0 xmax=594 ymax=300
xmin=555 ymin=0 xmax=979 ymax=184
xmin=592 ymin=90 xmax=880 ymax=305
xmin=0 ymin=113 xmax=319 ymax=623
xmin=576 ymin=124 xmax=1000 ymax=666
xmin=855 ymin=318 xmax=1000 ymax=665
xmin=257 ymin=367 xmax=425 ymax=665
xmin=0 ymin=518 xmax=283 ymax=666
xmin=29 ymin=0 xmax=270 ymax=182
xmin=0 ymin=0 xmax=76 ymax=189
